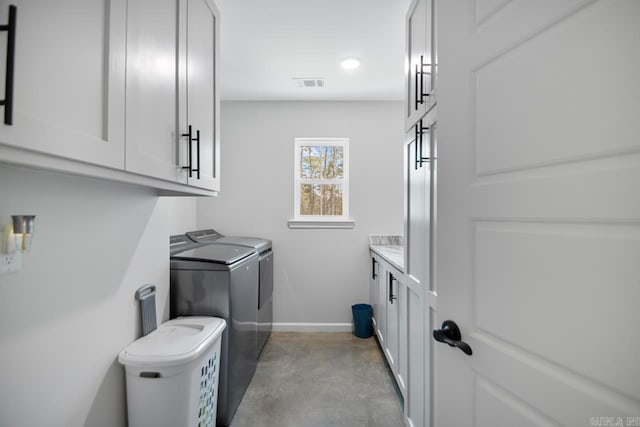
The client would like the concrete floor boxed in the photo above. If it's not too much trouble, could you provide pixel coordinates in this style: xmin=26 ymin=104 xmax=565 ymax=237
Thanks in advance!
xmin=230 ymin=332 xmax=405 ymax=427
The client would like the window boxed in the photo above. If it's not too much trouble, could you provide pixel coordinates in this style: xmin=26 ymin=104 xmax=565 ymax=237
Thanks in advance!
xmin=290 ymin=138 xmax=353 ymax=228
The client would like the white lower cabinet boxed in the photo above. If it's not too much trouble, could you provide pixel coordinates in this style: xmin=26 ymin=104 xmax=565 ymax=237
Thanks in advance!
xmin=370 ymin=249 xmax=423 ymax=422
xmin=375 ymin=255 xmax=388 ymax=346
xmin=386 ymin=269 xmax=399 ymax=374
xmin=370 ymin=255 xmax=380 ymax=333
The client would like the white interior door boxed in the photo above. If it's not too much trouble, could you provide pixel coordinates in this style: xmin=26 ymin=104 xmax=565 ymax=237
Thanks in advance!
xmin=435 ymin=0 xmax=640 ymax=425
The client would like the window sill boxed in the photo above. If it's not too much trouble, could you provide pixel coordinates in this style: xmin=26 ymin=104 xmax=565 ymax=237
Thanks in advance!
xmin=287 ymin=218 xmax=355 ymax=229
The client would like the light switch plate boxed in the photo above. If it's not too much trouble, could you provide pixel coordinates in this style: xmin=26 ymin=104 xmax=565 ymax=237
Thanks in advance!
xmin=0 ymin=253 xmax=21 ymax=274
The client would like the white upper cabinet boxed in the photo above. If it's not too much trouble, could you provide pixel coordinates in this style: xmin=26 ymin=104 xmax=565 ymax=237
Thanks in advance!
xmin=126 ymin=0 xmax=220 ymax=191
xmin=0 ymin=0 xmax=219 ymax=195
xmin=125 ymin=0 xmax=184 ymax=183
xmin=0 ymin=0 xmax=126 ymax=168
xmin=405 ymin=0 xmax=435 ymax=130
xmin=184 ymin=0 xmax=220 ymax=191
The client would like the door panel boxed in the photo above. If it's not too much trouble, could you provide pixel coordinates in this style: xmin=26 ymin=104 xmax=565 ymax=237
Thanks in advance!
xmin=436 ymin=0 xmax=640 ymax=425
xmin=386 ymin=271 xmax=399 ymax=371
xmin=474 ymin=0 xmax=640 ymax=176
xmin=475 ymin=221 xmax=640 ymax=398
xmin=407 ymin=285 xmax=424 ymax=427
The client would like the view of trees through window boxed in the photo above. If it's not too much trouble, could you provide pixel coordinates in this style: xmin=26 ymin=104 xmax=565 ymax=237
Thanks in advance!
xmin=299 ymin=145 xmax=344 ymax=216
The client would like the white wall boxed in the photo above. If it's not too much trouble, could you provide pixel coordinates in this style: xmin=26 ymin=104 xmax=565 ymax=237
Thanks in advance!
xmin=197 ymin=101 xmax=404 ymax=330
xmin=0 ymin=165 xmax=195 ymax=427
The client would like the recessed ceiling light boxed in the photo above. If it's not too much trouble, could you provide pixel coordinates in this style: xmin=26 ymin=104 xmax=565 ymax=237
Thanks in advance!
xmin=341 ymin=57 xmax=361 ymax=70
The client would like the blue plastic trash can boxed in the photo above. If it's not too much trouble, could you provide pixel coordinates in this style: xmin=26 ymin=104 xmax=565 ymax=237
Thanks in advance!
xmin=352 ymin=304 xmax=373 ymax=338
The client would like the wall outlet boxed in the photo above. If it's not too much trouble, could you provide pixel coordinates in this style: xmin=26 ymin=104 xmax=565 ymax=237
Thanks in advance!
xmin=0 ymin=253 xmax=21 ymax=274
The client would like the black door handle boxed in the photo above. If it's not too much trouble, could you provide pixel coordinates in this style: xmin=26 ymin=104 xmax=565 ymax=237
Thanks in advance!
xmin=433 ymin=320 xmax=472 ymax=356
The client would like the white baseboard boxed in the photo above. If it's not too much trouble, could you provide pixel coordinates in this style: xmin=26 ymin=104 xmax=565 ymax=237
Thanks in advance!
xmin=272 ymin=322 xmax=352 ymax=332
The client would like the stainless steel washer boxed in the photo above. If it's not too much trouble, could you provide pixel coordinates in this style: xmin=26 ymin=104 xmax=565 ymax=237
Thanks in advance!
xmin=169 ymin=234 xmax=258 ymax=427
xmin=186 ymin=229 xmax=273 ymax=357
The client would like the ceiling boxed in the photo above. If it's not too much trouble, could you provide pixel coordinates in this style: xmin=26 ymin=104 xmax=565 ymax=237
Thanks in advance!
xmin=215 ymin=0 xmax=411 ymax=101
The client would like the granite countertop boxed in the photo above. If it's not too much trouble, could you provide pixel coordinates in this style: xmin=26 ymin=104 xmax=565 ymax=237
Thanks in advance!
xmin=368 ymin=235 xmax=404 ymax=272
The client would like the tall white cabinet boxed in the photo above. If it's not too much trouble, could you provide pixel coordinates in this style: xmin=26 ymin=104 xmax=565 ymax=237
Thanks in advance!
xmin=405 ymin=1 xmax=437 ymax=426
xmin=370 ymin=2 xmax=437 ymax=424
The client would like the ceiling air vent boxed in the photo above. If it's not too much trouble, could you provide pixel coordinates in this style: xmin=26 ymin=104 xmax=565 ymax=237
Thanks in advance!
xmin=293 ymin=78 xmax=326 ymax=88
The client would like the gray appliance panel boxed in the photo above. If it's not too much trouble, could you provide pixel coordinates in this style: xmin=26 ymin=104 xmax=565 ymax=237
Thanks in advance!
xmin=171 ymin=244 xmax=255 ymax=265
xmin=186 ymin=229 xmax=272 ymax=253
xmin=215 ymin=236 xmax=272 ymax=253
xmin=186 ymin=229 xmax=224 ymax=242
xmin=257 ymin=250 xmax=273 ymax=356
xmin=170 ymin=252 xmax=258 ymax=272
xmin=169 ymin=234 xmax=200 ymax=255
xmin=170 ymin=254 xmax=259 ymax=427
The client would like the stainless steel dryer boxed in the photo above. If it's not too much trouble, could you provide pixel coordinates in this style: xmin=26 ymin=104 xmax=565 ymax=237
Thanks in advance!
xmin=186 ymin=229 xmax=273 ymax=357
xmin=169 ymin=234 xmax=258 ymax=427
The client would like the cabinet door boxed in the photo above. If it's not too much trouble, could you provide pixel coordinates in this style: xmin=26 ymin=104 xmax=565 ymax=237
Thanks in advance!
xmin=184 ymin=0 xmax=220 ymax=191
xmin=406 ymin=283 xmax=424 ymax=427
xmin=369 ymin=254 xmax=379 ymax=329
xmin=376 ymin=262 xmax=388 ymax=345
xmin=404 ymin=114 xmax=433 ymax=289
xmin=0 ymin=0 xmax=125 ymax=168
xmin=386 ymin=270 xmax=399 ymax=373
xmin=125 ymin=0 xmax=185 ymax=182
xmin=405 ymin=0 xmax=435 ymax=130
xmin=397 ymin=278 xmax=408 ymax=397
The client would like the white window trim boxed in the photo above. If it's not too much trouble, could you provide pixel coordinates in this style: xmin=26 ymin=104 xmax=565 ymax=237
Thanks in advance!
xmin=289 ymin=138 xmax=354 ymax=229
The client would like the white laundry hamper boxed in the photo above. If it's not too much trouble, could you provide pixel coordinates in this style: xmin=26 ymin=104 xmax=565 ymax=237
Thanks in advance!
xmin=118 ymin=316 xmax=226 ymax=427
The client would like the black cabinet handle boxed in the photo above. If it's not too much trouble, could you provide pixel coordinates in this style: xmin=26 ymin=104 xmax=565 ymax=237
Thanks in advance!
xmin=433 ymin=320 xmax=473 ymax=356
xmin=388 ymin=273 xmax=397 ymax=304
xmin=372 ymin=257 xmax=377 ymax=279
xmin=181 ymin=126 xmax=201 ymax=179
xmin=419 ymin=55 xmax=425 ymax=105
xmin=193 ymin=129 xmax=200 ymax=179
xmin=414 ymin=124 xmax=419 ymax=170
xmin=0 ymin=5 xmax=17 ymax=126
xmin=414 ymin=63 xmax=419 ymax=111
xmin=419 ymin=54 xmax=431 ymax=105
xmin=181 ymin=125 xmax=193 ymax=177
xmin=419 ymin=121 xmax=431 ymax=167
